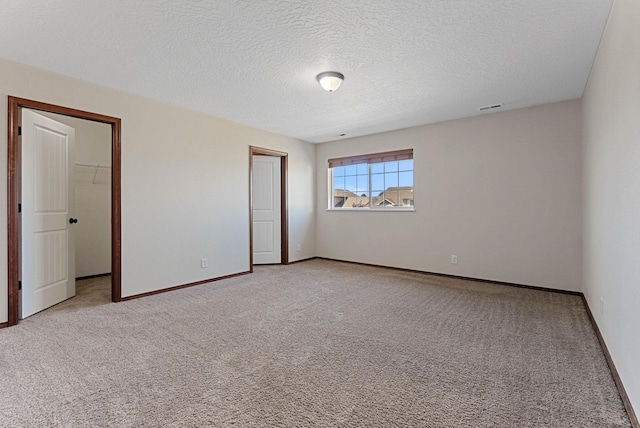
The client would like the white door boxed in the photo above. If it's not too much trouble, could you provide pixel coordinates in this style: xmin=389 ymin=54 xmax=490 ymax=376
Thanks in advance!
xmin=21 ymin=110 xmax=76 ymax=319
xmin=252 ymin=156 xmax=281 ymax=264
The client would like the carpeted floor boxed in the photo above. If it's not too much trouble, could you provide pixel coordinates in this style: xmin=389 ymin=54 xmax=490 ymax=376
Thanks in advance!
xmin=0 ymin=260 xmax=631 ymax=427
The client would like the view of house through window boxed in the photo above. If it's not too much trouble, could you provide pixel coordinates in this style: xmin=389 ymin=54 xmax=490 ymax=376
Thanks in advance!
xmin=329 ymin=149 xmax=414 ymax=209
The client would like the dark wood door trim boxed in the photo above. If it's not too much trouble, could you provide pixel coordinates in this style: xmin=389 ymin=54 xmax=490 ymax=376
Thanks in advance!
xmin=6 ymin=96 xmax=122 ymax=327
xmin=249 ymin=146 xmax=288 ymax=272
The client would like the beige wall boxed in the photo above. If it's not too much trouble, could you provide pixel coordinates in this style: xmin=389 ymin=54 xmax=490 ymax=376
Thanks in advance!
xmin=582 ymin=0 xmax=640 ymax=416
xmin=0 ymin=59 xmax=316 ymax=323
xmin=43 ymin=112 xmax=112 ymax=278
xmin=316 ymin=100 xmax=583 ymax=292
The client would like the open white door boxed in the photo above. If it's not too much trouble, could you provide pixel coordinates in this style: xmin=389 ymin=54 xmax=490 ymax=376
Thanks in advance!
xmin=252 ymin=156 xmax=281 ymax=264
xmin=21 ymin=110 xmax=76 ymax=319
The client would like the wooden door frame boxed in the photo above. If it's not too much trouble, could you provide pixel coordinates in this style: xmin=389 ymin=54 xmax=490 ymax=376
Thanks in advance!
xmin=6 ymin=96 xmax=122 ymax=327
xmin=249 ymin=146 xmax=288 ymax=271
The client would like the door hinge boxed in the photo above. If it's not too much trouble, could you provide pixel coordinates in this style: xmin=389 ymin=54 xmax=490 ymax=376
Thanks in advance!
xmin=18 ymin=126 xmax=22 ymax=136
xmin=18 ymin=203 xmax=21 ymax=213
xmin=18 ymin=280 xmax=22 ymax=290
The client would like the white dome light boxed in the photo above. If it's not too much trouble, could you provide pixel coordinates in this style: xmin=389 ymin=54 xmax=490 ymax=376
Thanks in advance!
xmin=316 ymin=71 xmax=344 ymax=92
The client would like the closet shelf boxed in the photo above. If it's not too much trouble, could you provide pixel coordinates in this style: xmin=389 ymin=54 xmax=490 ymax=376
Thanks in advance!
xmin=75 ymin=162 xmax=111 ymax=169
xmin=75 ymin=163 xmax=111 ymax=184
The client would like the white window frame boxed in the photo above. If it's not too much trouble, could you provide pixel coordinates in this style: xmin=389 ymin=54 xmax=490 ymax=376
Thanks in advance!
xmin=327 ymin=149 xmax=415 ymax=212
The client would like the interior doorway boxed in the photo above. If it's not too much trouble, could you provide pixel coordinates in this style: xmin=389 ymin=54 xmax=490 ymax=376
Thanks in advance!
xmin=7 ymin=96 xmax=122 ymax=326
xmin=249 ymin=146 xmax=288 ymax=270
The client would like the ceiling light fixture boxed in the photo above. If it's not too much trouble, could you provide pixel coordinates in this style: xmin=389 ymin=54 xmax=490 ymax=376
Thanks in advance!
xmin=316 ymin=71 xmax=344 ymax=92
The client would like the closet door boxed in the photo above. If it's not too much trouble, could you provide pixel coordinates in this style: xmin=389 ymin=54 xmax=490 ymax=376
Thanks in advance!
xmin=21 ymin=109 xmax=76 ymax=318
xmin=252 ymin=156 xmax=281 ymax=264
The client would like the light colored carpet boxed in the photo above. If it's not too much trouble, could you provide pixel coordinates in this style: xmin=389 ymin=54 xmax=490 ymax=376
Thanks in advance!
xmin=0 ymin=260 xmax=631 ymax=427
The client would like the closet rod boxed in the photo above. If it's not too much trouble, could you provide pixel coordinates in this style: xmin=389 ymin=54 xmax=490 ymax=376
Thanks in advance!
xmin=75 ymin=162 xmax=111 ymax=168
xmin=75 ymin=163 xmax=111 ymax=184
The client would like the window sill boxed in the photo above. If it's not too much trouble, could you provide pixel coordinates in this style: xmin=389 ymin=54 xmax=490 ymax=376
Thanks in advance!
xmin=326 ymin=208 xmax=416 ymax=212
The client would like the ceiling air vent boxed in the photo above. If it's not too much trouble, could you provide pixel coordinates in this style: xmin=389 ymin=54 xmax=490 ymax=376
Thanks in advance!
xmin=479 ymin=103 xmax=503 ymax=111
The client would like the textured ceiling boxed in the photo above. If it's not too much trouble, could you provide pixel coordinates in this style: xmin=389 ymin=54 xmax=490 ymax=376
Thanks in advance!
xmin=0 ymin=0 xmax=612 ymax=143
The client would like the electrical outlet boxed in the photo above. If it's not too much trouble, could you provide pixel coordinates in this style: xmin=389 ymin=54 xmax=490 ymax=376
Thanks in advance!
xmin=201 ymin=258 xmax=208 ymax=268
xmin=451 ymin=255 xmax=458 ymax=265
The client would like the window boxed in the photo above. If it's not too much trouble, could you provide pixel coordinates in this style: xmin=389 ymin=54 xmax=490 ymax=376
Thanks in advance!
xmin=329 ymin=149 xmax=414 ymax=210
